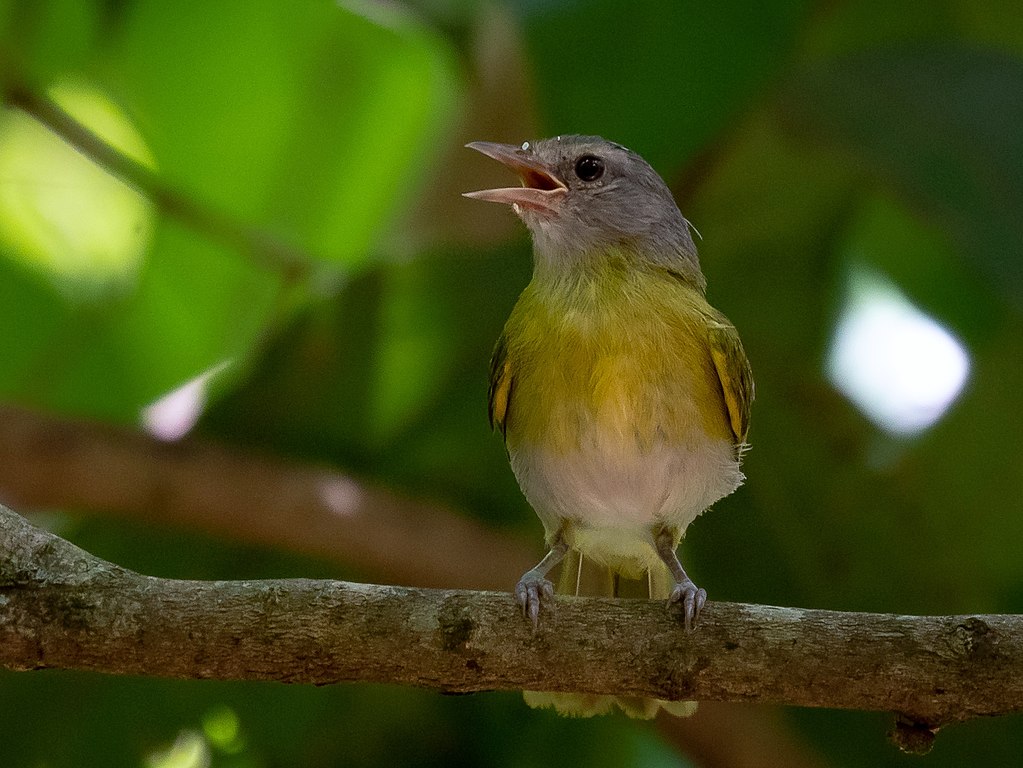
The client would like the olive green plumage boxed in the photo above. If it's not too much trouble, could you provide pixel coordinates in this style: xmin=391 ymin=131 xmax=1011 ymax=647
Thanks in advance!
xmin=490 ymin=252 xmax=749 ymax=456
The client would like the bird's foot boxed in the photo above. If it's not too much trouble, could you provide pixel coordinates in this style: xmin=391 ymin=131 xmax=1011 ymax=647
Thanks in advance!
xmin=667 ymin=579 xmax=707 ymax=632
xmin=515 ymin=569 xmax=555 ymax=630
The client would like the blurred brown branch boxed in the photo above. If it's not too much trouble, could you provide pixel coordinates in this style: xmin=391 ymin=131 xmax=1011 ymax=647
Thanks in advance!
xmin=2 ymin=503 xmax=1020 ymax=757
xmin=0 ymin=405 xmax=529 ymax=590
xmin=0 ymin=405 xmax=829 ymax=767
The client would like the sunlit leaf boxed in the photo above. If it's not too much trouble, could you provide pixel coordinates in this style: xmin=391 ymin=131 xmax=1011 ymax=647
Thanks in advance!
xmin=0 ymin=79 xmax=154 ymax=298
xmin=0 ymin=0 xmax=459 ymax=421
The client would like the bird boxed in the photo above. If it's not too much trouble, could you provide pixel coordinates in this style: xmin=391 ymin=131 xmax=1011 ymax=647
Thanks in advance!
xmin=464 ymin=135 xmax=753 ymax=718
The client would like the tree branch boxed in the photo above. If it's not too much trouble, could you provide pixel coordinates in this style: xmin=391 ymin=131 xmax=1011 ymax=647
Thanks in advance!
xmin=0 ymin=405 xmax=531 ymax=590
xmin=2 ymin=504 xmax=1021 ymax=755
xmin=0 ymin=406 xmax=832 ymax=766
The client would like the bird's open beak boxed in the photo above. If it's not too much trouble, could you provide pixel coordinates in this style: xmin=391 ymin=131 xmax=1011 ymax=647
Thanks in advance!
xmin=463 ymin=141 xmax=567 ymax=214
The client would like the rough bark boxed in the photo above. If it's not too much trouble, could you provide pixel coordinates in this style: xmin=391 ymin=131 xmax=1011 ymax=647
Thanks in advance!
xmin=0 ymin=407 xmax=830 ymax=766
xmin=2 ymin=503 xmax=1021 ymax=755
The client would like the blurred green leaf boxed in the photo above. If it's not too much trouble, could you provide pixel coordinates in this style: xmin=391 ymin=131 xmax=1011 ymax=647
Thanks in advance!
xmin=0 ymin=80 xmax=154 ymax=298
xmin=0 ymin=254 xmax=72 ymax=392
xmin=0 ymin=0 xmax=458 ymax=421
xmin=517 ymin=0 xmax=810 ymax=172
xmin=781 ymin=45 xmax=1023 ymax=307
xmin=799 ymin=0 xmax=961 ymax=57
xmin=0 ymin=0 xmax=102 ymax=87
xmin=100 ymin=0 xmax=458 ymax=265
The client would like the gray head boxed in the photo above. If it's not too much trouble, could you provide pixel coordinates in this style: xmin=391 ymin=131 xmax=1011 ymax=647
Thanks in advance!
xmin=464 ymin=135 xmax=702 ymax=286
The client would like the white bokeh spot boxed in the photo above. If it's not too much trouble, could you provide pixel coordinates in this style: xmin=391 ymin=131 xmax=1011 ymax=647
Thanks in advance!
xmin=827 ymin=267 xmax=970 ymax=437
xmin=141 ymin=360 xmax=232 ymax=442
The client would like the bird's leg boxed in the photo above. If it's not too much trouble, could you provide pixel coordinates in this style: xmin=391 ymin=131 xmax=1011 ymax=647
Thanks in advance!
xmin=654 ymin=527 xmax=707 ymax=632
xmin=515 ymin=535 xmax=568 ymax=629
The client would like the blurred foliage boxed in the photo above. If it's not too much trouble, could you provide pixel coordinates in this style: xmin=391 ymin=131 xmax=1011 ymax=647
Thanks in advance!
xmin=1 ymin=0 xmax=1023 ymax=766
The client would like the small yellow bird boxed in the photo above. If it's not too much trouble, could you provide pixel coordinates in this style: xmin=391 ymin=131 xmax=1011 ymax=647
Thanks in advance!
xmin=465 ymin=136 xmax=753 ymax=718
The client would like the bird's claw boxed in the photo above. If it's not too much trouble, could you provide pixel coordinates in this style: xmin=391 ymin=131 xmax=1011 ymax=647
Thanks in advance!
xmin=515 ymin=571 xmax=555 ymax=629
xmin=668 ymin=579 xmax=707 ymax=632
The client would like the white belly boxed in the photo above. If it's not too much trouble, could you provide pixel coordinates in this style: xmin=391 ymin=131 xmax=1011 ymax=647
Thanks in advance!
xmin=509 ymin=428 xmax=742 ymax=576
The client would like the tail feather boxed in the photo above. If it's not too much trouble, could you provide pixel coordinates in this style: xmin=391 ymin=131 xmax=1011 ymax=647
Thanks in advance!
xmin=523 ymin=549 xmax=697 ymax=719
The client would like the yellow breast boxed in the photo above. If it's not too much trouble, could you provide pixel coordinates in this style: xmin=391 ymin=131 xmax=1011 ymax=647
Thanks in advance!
xmin=501 ymin=265 xmax=732 ymax=455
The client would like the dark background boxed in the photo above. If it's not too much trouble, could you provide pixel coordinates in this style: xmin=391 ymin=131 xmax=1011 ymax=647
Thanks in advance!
xmin=1 ymin=0 xmax=1022 ymax=765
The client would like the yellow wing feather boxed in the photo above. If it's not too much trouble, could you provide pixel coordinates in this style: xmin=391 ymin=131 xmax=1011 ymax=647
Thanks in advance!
xmin=488 ymin=333 xmax=513 ymax=437
xmin=705 ymin=313 xmax=754 ymax=447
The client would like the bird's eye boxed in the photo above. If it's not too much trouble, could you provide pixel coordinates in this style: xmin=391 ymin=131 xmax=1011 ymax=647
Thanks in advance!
xmin=574 ymin=155 xmax=605 ymax=182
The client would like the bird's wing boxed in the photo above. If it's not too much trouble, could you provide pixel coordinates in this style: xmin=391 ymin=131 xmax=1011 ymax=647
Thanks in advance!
xmin=488 ymin=333 xmax=513 ymax=437
xmin=705 ymin=312 xmax=754 ymax=447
